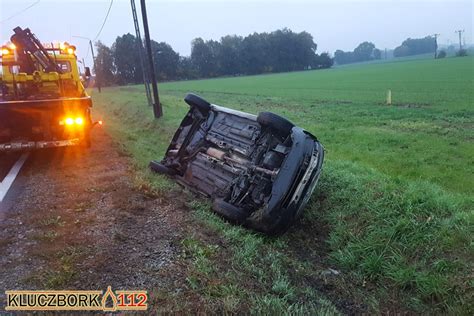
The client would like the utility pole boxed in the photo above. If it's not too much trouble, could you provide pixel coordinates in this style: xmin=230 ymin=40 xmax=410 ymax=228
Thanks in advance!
xmin=88 ymin=40 xmax=101 ymax=93
xmin=433 ymin=33 xmax=440 ymax=59
xmin=130 ymin=0 xmax=152 ymax=107
xmin=455 ymin=30 xmax=465 ymax=50
xmin=140 ymin=0 xmax=162 ymax=118
xmin=72 ymin=35 xmax=101 ymax=92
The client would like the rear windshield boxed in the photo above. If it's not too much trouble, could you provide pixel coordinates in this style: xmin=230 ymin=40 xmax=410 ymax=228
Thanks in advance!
xmin=57 ymin=61 xmax=71 ymax=72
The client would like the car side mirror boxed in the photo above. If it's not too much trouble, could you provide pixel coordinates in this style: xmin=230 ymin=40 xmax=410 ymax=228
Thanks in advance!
xmin=84 ymin=67 xmax=91 ymax=77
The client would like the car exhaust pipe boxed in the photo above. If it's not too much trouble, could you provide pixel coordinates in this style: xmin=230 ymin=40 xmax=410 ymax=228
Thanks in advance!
xmin=206 ymin=147 xmax=226 ymax=160
xmin=206 ymin=147 xmax=278 ymax=177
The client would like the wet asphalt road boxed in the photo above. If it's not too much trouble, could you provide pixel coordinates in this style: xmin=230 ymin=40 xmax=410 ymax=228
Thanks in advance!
xmin=0 ymin=152 xmax=24 ymax=217
xmin=0 ymin=153 xmax=20 ymax=180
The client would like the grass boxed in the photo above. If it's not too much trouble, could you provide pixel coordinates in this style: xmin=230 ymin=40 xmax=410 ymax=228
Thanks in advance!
xmin=25 ymin=246 xmax=84 ymax=289
xmin=185 ymin=201 xmax=342 ymax=315
xmin=91 ymin=55 xmax=474 ymax=313
xmin=334 ymin=52 xmax=436 ymax=68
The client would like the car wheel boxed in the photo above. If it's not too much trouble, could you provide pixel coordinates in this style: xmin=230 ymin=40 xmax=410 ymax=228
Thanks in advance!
xmin=184 ymin=93 xmax=211 ymax=115
xmin=257 ymin=112 xmax=295 ymax=136
xmin=149 ymin=161 xmax=177 ymax=176
xmin=212 ymin=199 xmax=248 ymax=223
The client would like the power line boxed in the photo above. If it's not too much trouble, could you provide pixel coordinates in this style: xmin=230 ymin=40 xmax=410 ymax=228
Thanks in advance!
xmin=71 ymin=0 xmax=113 ymax=69
xmin=0 ymin=0 xmax=40 ymax=24
xmin=85 ymin=45 xmax=91 ymax=60
xmin=93 ymin=0 xmax=114 ymax=41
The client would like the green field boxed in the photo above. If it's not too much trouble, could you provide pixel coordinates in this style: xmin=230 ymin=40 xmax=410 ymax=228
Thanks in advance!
xmin=160 ymin=56 xmax=474 ymax=194
xmin=92 ymin=56 xmax=473 ymax=313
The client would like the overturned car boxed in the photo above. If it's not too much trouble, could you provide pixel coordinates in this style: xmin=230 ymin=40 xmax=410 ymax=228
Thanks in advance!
xmin=150 ymin=94 xmax=324 ymax=235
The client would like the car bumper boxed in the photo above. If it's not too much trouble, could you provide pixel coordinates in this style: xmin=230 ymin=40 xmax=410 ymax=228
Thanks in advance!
xmin=247 ymin=127 xmax=324 ymax=234
xmin=0 ymin=138 xmax=81 ymax=152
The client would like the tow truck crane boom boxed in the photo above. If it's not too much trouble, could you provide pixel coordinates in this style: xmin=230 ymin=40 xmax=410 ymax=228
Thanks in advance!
xmin=10 ymin=27 xmax=63 ymax=74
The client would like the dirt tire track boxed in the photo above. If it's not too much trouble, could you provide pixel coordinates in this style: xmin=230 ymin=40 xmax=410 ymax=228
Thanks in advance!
xmin=0 ymin=129 xmax=196 ymax=311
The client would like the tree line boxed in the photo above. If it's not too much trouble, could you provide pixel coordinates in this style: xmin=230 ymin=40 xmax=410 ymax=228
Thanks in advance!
xmin=393 ymin=36 xmax=436 ymax=57
xmin=333 ymin=35 xmax=460 ymax=65
xmin=94 ymin=28 xmax=333 ymax=86
xmin=334 ymin=42 xmax=382 ymax=65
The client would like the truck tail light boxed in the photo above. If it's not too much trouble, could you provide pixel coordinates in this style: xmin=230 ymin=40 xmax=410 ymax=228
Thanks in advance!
xmin=1 ymin=47 xmax=11 ymax=56
xmin=59 ymin=117 xmax=84 ymax=126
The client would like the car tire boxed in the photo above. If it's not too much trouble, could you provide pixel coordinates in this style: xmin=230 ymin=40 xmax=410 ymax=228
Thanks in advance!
xmin=257 ymin=112 xmax=294 ymax=136
xmin=212 ymin=199 xmax=248 ymax=223
xmin=149 ymin=161 xmax=177 ymax=176
xmin=184 ymin=93 xmax=211 ymax=115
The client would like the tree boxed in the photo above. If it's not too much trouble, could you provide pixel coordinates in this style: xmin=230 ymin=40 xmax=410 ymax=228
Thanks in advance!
xmin=393 ymin=45 xmax=410 ymax=57
xmin=191 ymin=38 xmax=219 ymax=77
xmin=265 ymin=29 xmax=317 ymax=72
xmin=393 ymin=36 xmax=436 ymax=57
xmin=94 ymin=28 xmax=333 ymax=85
xmin=239 ymin=32 xmax=267 ymax=74
xmin=437 ymin=50 xmax=447 ymax=58
xmin=334 ymin=49 xmax=353 ymax=65
xmin=334 ymin=42 xmax=381 ymax=64
xmin=112 ymin=33 xmax=143 ymax=84
xmin=353 ymin=41 xmax=375 ymax=62
xmin=373 ymin=48 xmax=382 ymax=60
xmin=296 ymin=31 xmax=318 ymax=69
xmin=456 ymin=49 xmax=468 ymax=57
xmin=150 ymin=40 xmax=179 ymax=81
xmin=313 ymin=52 xmax=333 ymax=69
xmin=218 ymin=35 xmax=243 ymax=75
xmin=95 ymin=41 xmax=115 ymax=86
xmin=176 ymin=56 xmax=196 ymax=79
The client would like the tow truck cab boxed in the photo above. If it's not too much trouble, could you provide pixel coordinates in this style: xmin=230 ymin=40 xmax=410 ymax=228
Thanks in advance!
xmin=0 ymin=27 xmax=95 ymax=152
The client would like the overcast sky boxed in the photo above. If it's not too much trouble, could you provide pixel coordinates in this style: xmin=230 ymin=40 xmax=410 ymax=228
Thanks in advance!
xmin=1 ymin=0 xmax=472 ymax=67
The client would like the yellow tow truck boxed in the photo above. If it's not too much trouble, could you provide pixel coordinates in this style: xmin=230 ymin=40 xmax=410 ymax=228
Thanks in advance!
xmin=0 ymin=27 xmax=98 ymax=152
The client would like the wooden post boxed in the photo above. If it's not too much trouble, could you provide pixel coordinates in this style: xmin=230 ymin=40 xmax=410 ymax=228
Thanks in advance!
xmin=386 ymin=89 xmax=392 ymax=105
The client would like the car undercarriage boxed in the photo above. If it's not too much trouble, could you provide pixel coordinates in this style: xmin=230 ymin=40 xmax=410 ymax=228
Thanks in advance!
xmin=151 ymin=94 xmax=324 ymax=235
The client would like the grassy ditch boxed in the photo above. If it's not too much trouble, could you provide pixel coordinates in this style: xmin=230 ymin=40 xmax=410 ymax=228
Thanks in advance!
xmin=91 ymin=57 xmax=473 ymax=313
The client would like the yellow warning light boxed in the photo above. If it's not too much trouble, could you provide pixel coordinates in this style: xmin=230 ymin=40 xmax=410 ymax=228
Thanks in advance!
xmin=60 ymin=117 xmax=84 ymax=126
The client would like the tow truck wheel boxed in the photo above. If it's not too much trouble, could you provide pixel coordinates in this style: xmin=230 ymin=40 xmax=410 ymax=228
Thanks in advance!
xmin=81 ymin=132 xmax=91 ymax=148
